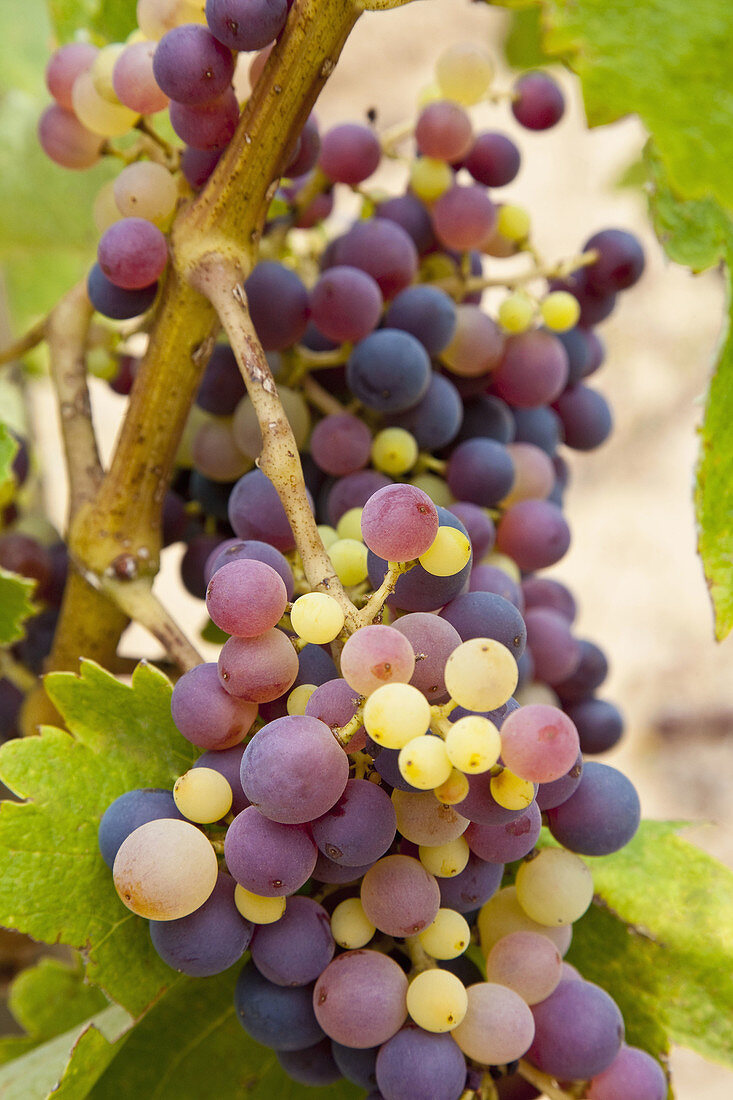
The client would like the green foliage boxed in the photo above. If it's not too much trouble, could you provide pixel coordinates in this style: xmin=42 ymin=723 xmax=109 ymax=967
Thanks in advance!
xmin=0 ymin=423 xmax=19 ymax=489
xmin=0 ymin=568 xmax=36 ymax=646
xmin=570 ymin=822 xmax=733 ymax=1067
xmin=46 ymin=0 xmax=138 ymax=44
xmin=0 ymin=660 xmax=196 ymax=1016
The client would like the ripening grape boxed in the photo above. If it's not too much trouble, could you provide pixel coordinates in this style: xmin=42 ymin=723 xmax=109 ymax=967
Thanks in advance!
xmin=113 ymin=161 xmax=179 ymax=224
xmin=234 ymin=884 xmax=286 ymax=925
xmin=398 ymin=734 xmax=452 ymax=789
xmin=478 ymin=886 xmax=573 ymax=958
xmin=391 ymin=788 xmax=468 ymax=846
xmin=406 ymin=969 xmax=468 ymax=1032
xmin=72 ymin=70 xmax=139 ymax=136
xmin=451 ymin=982 xmax=535 ymax=1064
xmin=113 ymin=818 xmax=218 ymax=920
xmin=173 ymin=767 xmax=233 ymax=823
xmin=485 ymin=930 xmax=563 ymax=1005
xmin=418 ymin=907 xmax=471 ymax=959
xmin=433 ymin=768 xmax=470 ymax=805
xmin=290 ymin=592 xmax=345 ymax=644
xmin=330 ymin=897 xmax=375 ymax=949
xmin=515 ymin=847 xmax=594 ymax=925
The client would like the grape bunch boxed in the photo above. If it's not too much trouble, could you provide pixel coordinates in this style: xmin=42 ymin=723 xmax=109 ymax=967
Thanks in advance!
xmin=36 ymin=7 xmax=663 ymax=1098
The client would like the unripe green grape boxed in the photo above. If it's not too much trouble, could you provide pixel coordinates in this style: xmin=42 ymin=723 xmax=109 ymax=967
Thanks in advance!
xmin=371 ymin=427 xmax=419 ymax=475
xmin=490 ymin=768 xmax=535 ymax=811
xmin=173 ymin=767 xmax=233 ymax=823
xmin=234 ymin=885 xmax=286 ymax=925
xmin=498 ymin=292 xmax=535 ymax=334
xmin=497 ymin=204 xmax=531 ymax=242
xmin=114 ymin=161 xmax=179 ymax=225
xmin=435 ymin=43 xmax=494 ymax=105
xmin=398 ymin=734 xmax=452 ymax=789
xmin=540 ymin=290 xmax=581 ymax=332
xmin=409 ymin=156 xmax=454 ymax=202
xmin=113 ymin=818 xmax=217 ymax=920
xmin=287 ymin=683 xmax=317 ymax=715
xmin=317 ymin=524 xmax=339 ymax=549
xmin=444 ymin=638 xmax=518 ymax=712
xmin=364 ymin=683 xmax=431 ymax=749
xmin=337 ymin=506 xmax=364 ymax=541
xmin=328 ymin=538 xmax=369 ymax=586
xmin=410 ymin=472 xmax=453 ymax=508
xmin=515 ymin=848 xmax=593 ymax=926
xmin=419 ymin=835 xmax=470 ymax=878
xmin=445 ymin=715 xmax=501 ymax=774
xmin=290 ymin=592 xmax=345 ymax=643
xmin=331 ymin=897 xmax=375 ymax=949
xmin=418 ymin=907 xmax=471 ymax=959
xmin=91 ymin=43 xmax=125 ymax=103
xmin=406 ymin=968 xmax=468 ymax=1032
xmin=419 ymin=526 xmax=471 ymax=577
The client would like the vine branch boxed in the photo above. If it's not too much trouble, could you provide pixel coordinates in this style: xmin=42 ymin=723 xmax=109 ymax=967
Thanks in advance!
xmin=0 ymin=316 xmax=46 ymax=366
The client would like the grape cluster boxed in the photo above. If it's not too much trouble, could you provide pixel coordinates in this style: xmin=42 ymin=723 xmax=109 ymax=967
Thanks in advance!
xmin=37 ymin=9 xmax=663 ymax=1098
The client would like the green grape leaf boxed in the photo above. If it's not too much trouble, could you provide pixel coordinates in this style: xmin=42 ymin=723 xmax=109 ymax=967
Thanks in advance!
xmin=47 ymin=0 xmax=138 ymax=44
xmin=0 ymin=659 xmax=197 ymax=1016
xmin=89 ymin=967 xmax=361 ymax=1100
xmin=0 ymin=568 xmax=36 ymax=646
xmin=503 ymin=5 xmax=553 ymax=70
xmin=0 ymin=1003 xmax=131 ymax=1100
xmin=0 ymin=422 xmax=18 ymax=489
xmin=696 ymin=247 xmax=733 ymax=640
xmin=0 ymin=956 xmax=109 ymax=1066
xmin=573 ymin=821 xmax=733 ymax=1066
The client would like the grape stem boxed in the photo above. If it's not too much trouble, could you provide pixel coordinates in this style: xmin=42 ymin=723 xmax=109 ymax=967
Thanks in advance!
xmin=99 ymin=577 xmax=202 ymax=673
xmin=191 ymin=254 xmax=360 ymax=630
xmin=356 ymin=560 xmax=414 ymax=627
xmin=517 ymin=1060 xmax=579 ymax=1099
xmin=300 ymin=373 xmax=349 ymax=417
xmin=333 ymin=706 xmax=365 ymax=747
xmin=436 ymin=249 xmax=600 ymax=297
xmin=0 ymin=316 xmax=47 ymax=366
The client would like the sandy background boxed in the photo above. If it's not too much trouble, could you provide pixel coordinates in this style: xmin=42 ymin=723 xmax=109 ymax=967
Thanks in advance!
xmin=23 ymin=1 xmax=732 ymax=1095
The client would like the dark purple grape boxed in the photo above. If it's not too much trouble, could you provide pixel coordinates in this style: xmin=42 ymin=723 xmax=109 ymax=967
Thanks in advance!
xmin=521 ymin=576 xmax=576 ymax=622
xmin=377 ymin=192 xmax=436 ymax=254
xmin=150 ymin=872 xmax=252 ymax=976
xmin=330 ymin=1042 xmax=379 ymax=1089
xmin=391 ymin=612 xmax=462 ymax=705
xmin=466 ymin=800 xmax=541 ymax=863
xmin=383 ymin=373 xmax=463 ymax=450
xmin=525 ymin=606 xmax=580 ymax=685
xmin=511 ymin=72 xmax=565 ymax=130
xmin=446 ymin=438 xmax=515 ymax=507
xmin=587 ymin=1043 xmax=667 ymax=1100
xmin=535 ymin=751 xmax=583 ymax=811
xmin=196 ymin=344 xmax=246 ymax=415
xmin=441 ymin=591 xmax=526 ymax=659
xmin=0 ymin=679 xmax=23 ymax=742
xmin=447 ymin=503 xmax=495 ymax=559
xmin=228 ymin=468 xmax=307 ymax=551
xmin=311 ymin=779 xmax=396 ymax=867
xmin=87 ymin=263 xmax=158 ymax=321
xmin=554 ymin=639 xmax=608 ymax=702
xmin=234 ymin=960 xmax=324 ymax=1050
xmin=551 ymin=271 xmax=617 ymax=328
xmin=496 ymin=500 xmax=571 ymax=573
xmin=189 ymin=472 xmax=236 ymax=520
xmin=180 ymin=533 xmax=222 ymax=598
xmin=584 ymin=229 xmax=645 ymax=294
xmin=169 ymin=89 xmax=240 ymax=150
xmin=0 ymin=534 xmax=53 ymax=596
xmin=297 ymin=643 xmax=338 ymax=687
xmin=438 ymin=851 xmax=504 ymax=913
xmin=312 ymin=852 xmax=375 ymax=884
xmin=547 ymin=761 xmax=640 ymax=855
xmin=511 ymin=406 xmax=561 ymax=456
xmin=309 ymin=267 xmax=382 ymax=345
xmin=206 ymin=0 xmax=289 ymax=52
xmin=347 ymin=329 xmax=431 ymax=413
xmin=383 ymin=284 xmax=457 ymax=355
xmin=12 ymin=608 xmax=57 ymax=675
xmin=553 ymin=384 xmax=613 ymax=450
xmin=330 ymin=218 xmax=418 ymax=300
xmin=225 ymin=807 xmax=317 ymax=896
xmin=557 ymin=326 xmax=593 ymax=386
xmin=162 ymin=490 xmax=188 ymax=546
xmin=277 ymin=1038 xmax=342 ymax=1086
xmin=245 ymin=261 xmax=309 ymax=350
xmin=528 ymin=979 xmax=624 ymax=1079
xmin=326 ymin=469 xmax=391 ymax=526
xmin=310 ymin=413 xmax=372 ymax=476
xmin=319 ymin=123 xmax=381 ymax=185
xmin=566 ymin=697 xmax=624 ymax=755
xmin=251 ymin=895 xmax=334 ymax=986
xmin=205 ymin=536 xmax=294 ymax=597
xmin=153 ymin=24 xmax=235 ymax=106
xmin=181 ymin=145 xmax=222 ymax=189
xmin=469 ymin=565 xmax=523 ymax=609
xmin=98 ymin=788 xmax=184 ymax=868
xmin=465 ymin=131 xmax=520 ymax=187
xmin=455 ymin=772 xmax=528 ymax=826
xmin=172 ymin=661 xmax=257 ymax=750
xmin=375 ymin=1025 xmax=468 ymax=1100
xmin=455 ymin=394 xmax=515 ymax=446
xmin=285 ymin=114 xmax=321 ymax=178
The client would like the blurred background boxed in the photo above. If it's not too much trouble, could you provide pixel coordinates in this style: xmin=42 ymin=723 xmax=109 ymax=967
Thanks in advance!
xmin=7 ymin=1 xmax=732 ymax=1095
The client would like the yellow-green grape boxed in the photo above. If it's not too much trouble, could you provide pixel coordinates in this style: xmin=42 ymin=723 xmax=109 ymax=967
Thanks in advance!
xmin=445 ymin=715 xmax=501 ymax=774
xmin=364 ymin=684 xmax=431 ymax=749
xmin=481 ymin=551 xmax=521 ymax=583
xmin=113 ymin=161 xmax=179 ymax=224
xmin=290 ymin=592 xmax=345 ymax=644
xmin=497 ymin=204 xmax=531 ymax=243
xmin=93 ymin=180 xmax=122 ymax=234
xmin=419 ymin=527 xmax=471 ymax=577
xmin=317 ymin=524 xmax=339 ymax=549
xmin=418 ymin=252 xmax=457 ymax=284
xmin=490 ymin=768 xmax=535 ymax=811
xmin=72 ymin=70 xmax=139 ymax=136
xmin=371 ymin=427 xmax=419 ymax=476
xmin=87 ymin=346 xmax=118 ymax=381
xmin=478 ymin=886 xmax=572 ymax=958
xmin=136 ymin=0 xmax=208 ymax=39
xmin=515 ymin=849 xmax=594 ymax=926
xmin=410 ymin=472 xmax=454 ymax=508
xmin=418 ymin=908 xmax=471 ymax=959
xmin=419 ymin=835 xmax=470 ymax=878
xmin=435 ymin=43 xmax=494 ymax=105
xmin=337 ymin=506 xmax=364 ymax=542
xmin=329 ymin=538 xmax=369 ymax=586
xmin=113 ymin=818 xmax=218 ymax=920
xmin=540 ymin=290 xmax=581 ymax=332
xmin=331 ymin=897 xmax=375 ymax=949
xmin=515 ymin=682 xmax=559 ymax=708
xmin=173 ymin=767 xmax=233 ymax=824
xmin=498 ymin=292 xmax=535 ymax=334
xmin=287 ymin=683 xmax=317 ymax=716
xmin=398 ymin=734 xmax=452 ymax=790
xmin=406 ymin=968 xmax=468 ymax=1032
xmin=91 ymin=43 xmax=125 ymax=103
xmin=409 ymin=157 xmax=454 ymax=202
xmin=433 ymin=768 xmax=470 ymax=805
xmin=234 ymin=885 xmax=286 ymax=925
xmin=417 ymin=81 xmax=443 ymax=107
xmin=444 ymin=638 xmax=518 ymax=712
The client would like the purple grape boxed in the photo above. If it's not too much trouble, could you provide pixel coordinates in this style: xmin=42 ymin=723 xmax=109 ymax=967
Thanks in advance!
xmin=313 ymin=950 xmax=408 ymax=1048
xmin=296 ymin=643 xmax=338 ymax=687
xmin=525 ymin=606 xmax=581 ymax=685
xmin=194 ymin=744 xmax=249 ymax=814
xmin=383 ymin=285 xmax=457 ymax=355
xmin=535 ymin=751 xmax=583 ymax=811
xmin=331 ymin=1042 xmax=378 ymax=1089
xmin=547 ymin=761 xmax=641 ymax=855
xmin=566 ymin=697 xmax=624 ymax=755
xmin=196 ymin=344 xmax=245 ymax=415
xmin=360 ymin=484 xmax=438 ymax=562
xmin=311 ymin=779 xmax=396 ymax=867
xmin=368 ymin=742 xmax=420 ymax=793
xmin=557 ymin=326 xmax=593 ymax=386
xmin=0 ymin=534 xmax=53 ymax=595
xmin=87 ymin=263 xmax=158 ymax=320
xmin=305 ymin=677 xmax=361 ymax=730
xmin=466 ymin=801 xmax=541 ymax=863
xmin=150 ymin=872 xmax=252 ymax=976
xmin=188 ymin=471 xmax=235 ymax=518
xmin=456 ymin=772 xmax=530 ymax=827
xmin=439 ymin=851 xmax=504 ymax=912
xmin=528 ymin=979 xmax=624 ymax=1079
xmin=205 ymin=536 xmax=295 ymax=598
xmin=218 ymin=628 xmax=299 ymax=702
xmin=432 ymin=184 xmax=496 ymax=251
xmin=309 ymin=266 xmax=382 ymax=344
xmin=330 ymin=218 xmax=418 ymax=300
xmin=206 ymin=0 xmax=289 ymax=52
xmin=553 ymin=384 xmax=613 ymax=450
xmin=367 ymin=507 xmax=472 ymax=613
xmin=455 ymin=394 xmax=515 ymax=446
xmin=521 ymin=576 xmax=576 ymax=622
xmin=554 ymin=639 xmax=608 ymax=702
xmin=496 ymin=500 xmax=571 ymax=572
xmin=228 ymin=468 xmax=307 ymax=551
xmin=285 ymin=114 xmax=321 ymax=178
xmin=180 ymin=533 xmax=222 ymax=598
xmin=37 ymin=104 xmax=103 ymax=170
xmin=251 ymin=895 xmax=334 ymax=986
xmin=98 ymin=788 xmax=183 ymax=868
xmin=440 ymin=591 xmax=526 ymax=658
xmin=511 ymin=406 xmax=561 ymax=455
xmin=415 ymin=99 xmax=473 ymax=162
xmin=205 ymin=558 xmax=287 ymax=637
xmin=375 ymin=1025 xmax=468 ymax=1100
xmin=235 ymin=960 xmax=324 ymax=1050
xmin=447 ymin=503 xmax=496 ymax=559
xmin=225 ymin=807 xmax=317 ymax=895
xmin=0 ymin=678 xmax=23 ymax=742
xmin=241 ymin=714 xmax=349 ymax=823
xmin=391 ymin=612 xmax=462 ymax=704
xmin=172 ymin=661 xmax=258 ymax=749
xmin=465 ymin=131 xmax=520 ymax=187
xmin=551 ymin=270 xmax=617 ymax=328
xmin=383 ymin=373 xmax=463 ymax=450
xmin=277 ymin=1038 xmax=342 ymax=1086
xmin=169 ymin=88 xmax=240 ymax=150
xmin=587 ymin=1043 xmax=667 ymax=1100
xmin=326 ymin=469 xmax=391 ymax=526
xmin=181 ymin=145 xmax=222 ymax=189
xmin=309 ymin=413 xmax=372 ymax=477
xmin=45 ymin=42 xmax=97 ymax=109
xmin=244 ymin=261 xmax=309 ymax=350
xmin=377 ymin=192 xmax=436 ymax=254
xmin=153 ymin=24 xmax=235 ymax=106
xmin=312 ymin=852 xmax=375 ymax=884
xmin=469 ymin=565 xmax=523 ymax=610
xmin=446 ymin=438 xmax=515 ymax=508
xmin=347 ymin=329 xmax=431 ymax=414
xmin=511 ymin=72 xmax=565 ymax=131
xmin=319 ymin=123 xmax=381 ymax=185
xmin=584 ymin=229 xmax=645 ymax=294
xmin=361 ymin=855 xmax=440 ymax=937
xmin=493 ymin=330 xmax=569 ymax=408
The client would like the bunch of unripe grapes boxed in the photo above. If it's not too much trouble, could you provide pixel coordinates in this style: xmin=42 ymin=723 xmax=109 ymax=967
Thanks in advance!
xmin=33 ymin=3 xmax=664 ymax=1098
